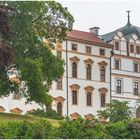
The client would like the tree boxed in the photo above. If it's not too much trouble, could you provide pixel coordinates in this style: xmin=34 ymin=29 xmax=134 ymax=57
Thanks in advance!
xmin=97 ymin=100 xmax=132 ymax=122
xmin=0 ymin=1 xmax=74 ymax=106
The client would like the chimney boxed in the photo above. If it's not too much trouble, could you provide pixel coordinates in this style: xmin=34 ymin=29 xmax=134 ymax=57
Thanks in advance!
xmin=89 ymin=27 xmax=100 ymax=36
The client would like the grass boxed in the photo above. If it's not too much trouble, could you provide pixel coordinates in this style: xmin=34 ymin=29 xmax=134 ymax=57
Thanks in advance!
xmin=0 ymin=112 xmax=61 ymax=127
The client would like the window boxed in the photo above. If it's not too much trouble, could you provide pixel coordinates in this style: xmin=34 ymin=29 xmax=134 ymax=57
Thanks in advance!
xmin=116 ymin=79 xmax=122 ymax=93
xmin=72 ymin=62 xmax=77 ymax=78
xmin=134 ymin=82 xmax=139 ymax=95
xmin=87 ymin=92 xmax=92 ymax=106
xmin=57 ymin=51 xmax=62 ymax=59
xmin=115 ymin=59 xmax=120 ymax=69
xmin=115 ymin=41 xmax=119 ymax=50
xmin=100 ymin=49 xmax=105 ymax=56
xmin=100 ymin=66 xmax=105 ymax=82
xmin=136 ymin=46 xmax=140 ymax=54
xmin=134 ymin=63 xmax=139 ymax=72
xmin=71 ymin=44 xmax=77 ymax=51
xmin=130 ymin=45 xmax=134 ymax=53
xmin=86 ymin=46 xmax=91 ymax=54
xmin=86 ymin=64 xmax=91 ymax=80
xmin=72 ymin=90 xmax=77 ymax=105
xmin=101 ymin=93 xmax=106 ymax=107
xmin=56 ymin=78 xmax=62 ymax=90
xmin=57 ymin=102 xmax=62 ymax=115
xmin=13 ymin=92 xmax=20 ymax=100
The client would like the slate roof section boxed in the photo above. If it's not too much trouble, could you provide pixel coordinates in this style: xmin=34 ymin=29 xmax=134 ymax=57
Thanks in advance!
xmin=102 ymin=23 xmax=140 ymax=42
xmin=67 ymin=29 xmax=112 ymax=48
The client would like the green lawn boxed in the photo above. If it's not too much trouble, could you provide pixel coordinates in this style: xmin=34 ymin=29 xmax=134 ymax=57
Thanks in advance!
xmin=0 ymin=112 xmax=61 ymax=127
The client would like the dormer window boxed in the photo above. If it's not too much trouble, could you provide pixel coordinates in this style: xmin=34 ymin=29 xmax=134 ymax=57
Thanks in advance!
xmin=130 ymin=44 xmax=134 ymax=53
xmin=71 ymin=44 xmax=77 ymax=51
xmin=115 ymin=41 xmax=119 ymax=50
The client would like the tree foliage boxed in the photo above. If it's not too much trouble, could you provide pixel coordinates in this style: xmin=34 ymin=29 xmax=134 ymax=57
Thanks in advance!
xmin=97 ymin=100 xmax=132 ymax=122
xmin=0 ymin=1 xmax=74 ymax=104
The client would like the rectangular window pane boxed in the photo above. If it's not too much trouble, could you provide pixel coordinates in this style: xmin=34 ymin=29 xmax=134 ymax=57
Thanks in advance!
xmin=13 ymin=92 xmax=20 ymax=100
xmin=87 ymin=92 xmax=92 ymax=106
xmin=57 ymin=78 xmax=62 ymax=90
xmin=101 ymin=66 xmax=105 ymax=82
xmin=72 ymin=90 xmax=77 ymax=105
xmin=134 ymin=63 xmax=138 ymax=72
xmin=136 ymin=46 xmax=140 ymax=54
xmin=116 ymin=79 xmax=122 ymax=93
xmin=130 ymin=45 xmax=134 ymax=53
xmin=134 ymin=82 xmax=139 ymax=95
xmin=57 ymin=51 xmax=62 ymax=59
xmin=115 ymin=59 xmax=120 ymax=69
xmin=86 ymin=46 xmax=91 ymax=54
xmin=115 ymin=42 xmax=119 ymax=50
xmin=101 ymin=94 xmax=105 ymax=107
xmin=72 ymin=44 xmax=77 ymax=51
xmin=100 ymin=49 xmax=105 ymax=56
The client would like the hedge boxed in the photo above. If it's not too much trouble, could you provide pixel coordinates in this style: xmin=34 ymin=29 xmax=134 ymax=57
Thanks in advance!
xmin=0 ymin=118 xmax=140 ymax=139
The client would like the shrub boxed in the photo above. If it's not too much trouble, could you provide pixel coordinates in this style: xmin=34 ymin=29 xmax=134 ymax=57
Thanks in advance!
xmin=0 ymin=120 xmax=53 ymax=139
xmin=28 ymin=109 xmax=64 ymax=120
xmin=98 ymin=100 xmax=132 ymax=122
xmin=56 ymin=118 xmax=109 ymax=139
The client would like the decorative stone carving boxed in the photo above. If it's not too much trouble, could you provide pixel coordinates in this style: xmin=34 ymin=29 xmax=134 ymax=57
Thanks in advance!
xmin=70 ymin=112 xmax=80 ymax=120
xmin=98 ymin=61 xmax=108 ymax=66
xmin=84 ymin=86 xmax=94 ymax=92
xmin=10 ymin=107 xmax=23 ymax=114
xmin=98 ymin=87 xmax=108 ymax=93
xmin=70 ymin=56 xmax=80 ymax=62
xmin=70 ymin=84 xmax=80 ymax=90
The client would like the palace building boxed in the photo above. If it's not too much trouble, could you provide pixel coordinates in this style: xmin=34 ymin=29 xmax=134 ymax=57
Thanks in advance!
xmin=50 ymin=28 xmax=112 ymax=118
xmin=0 ymin=12 xmax=140 ymax=118
xmin=102 ymin=11 xmax=140 ymax=117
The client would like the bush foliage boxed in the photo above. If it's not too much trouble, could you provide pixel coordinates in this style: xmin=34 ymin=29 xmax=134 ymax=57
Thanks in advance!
xmin=0 ymin=117 xmax=140 ymax=139
xmin=27 ymin=109 xmax=64 ymax=120
xmin=0 ymin=120 xmax=53 ymax=139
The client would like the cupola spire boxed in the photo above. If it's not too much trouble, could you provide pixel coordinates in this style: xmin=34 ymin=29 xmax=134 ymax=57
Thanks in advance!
xmin=126 ymin=10 xmax=131 ymax=26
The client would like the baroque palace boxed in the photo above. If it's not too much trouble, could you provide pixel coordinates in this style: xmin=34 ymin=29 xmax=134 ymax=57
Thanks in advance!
xmin=0 ymin=12 xmax=140 ymax=119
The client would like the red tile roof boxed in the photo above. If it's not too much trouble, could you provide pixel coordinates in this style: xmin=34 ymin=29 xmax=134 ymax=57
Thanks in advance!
xmin=67 ymin=29 xmax=112 ymax=48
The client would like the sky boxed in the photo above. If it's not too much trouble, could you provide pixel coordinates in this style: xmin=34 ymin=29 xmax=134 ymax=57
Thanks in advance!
xmin=57 ymin=0 xmax=140 ymax=35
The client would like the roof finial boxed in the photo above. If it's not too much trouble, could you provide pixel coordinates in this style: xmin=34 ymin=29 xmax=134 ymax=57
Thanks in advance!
xmin=126 ymin=10 xmax=131 ymax=26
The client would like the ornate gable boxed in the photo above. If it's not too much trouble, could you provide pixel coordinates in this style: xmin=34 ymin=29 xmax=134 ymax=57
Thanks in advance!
xmin=0 ymin=106 xmax=5 ymax=112
xmin=55 ymin=96 xmax=65 ymax=103
xmin=84 ymin=58 xmax=94 ymax=64
xmin=84 ymin=86 xmax=94 ymax=92
xmin=85 ymin=113 xmax=94 ymax=120
xmin=98 ymin=61 xmax=108 ymax=66
xmin=98 ymin=87 xmax=108 ymax=93
xmin=10 ymin=107 xmax=23 ymax=114
xmin=70 ymin=112 xmax=80 ymax=120
xmin=70 ymin=84 xmax=80 ymax=90
xmin=70 ymin=56 xmax=80 ymax=62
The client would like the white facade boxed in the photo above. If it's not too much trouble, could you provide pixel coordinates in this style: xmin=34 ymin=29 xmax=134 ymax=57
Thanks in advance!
xmin=50 ymin=31 xmax=112 ymax=118
xmin=110 ymin=32 xmax=140 ymax=116
xmin=1 ymin=25 xmax=140 ymax=118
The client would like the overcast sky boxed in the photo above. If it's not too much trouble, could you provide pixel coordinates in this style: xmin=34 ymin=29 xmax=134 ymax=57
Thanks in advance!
xmin=57 ymin=0 xmax=140 ymax=35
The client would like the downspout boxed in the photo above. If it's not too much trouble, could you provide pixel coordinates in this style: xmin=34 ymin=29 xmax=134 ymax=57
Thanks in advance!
xmin=110 ymin=50 xmax=114 ymax=102
xmin=66 ymin=39 xmax=69 ymax=116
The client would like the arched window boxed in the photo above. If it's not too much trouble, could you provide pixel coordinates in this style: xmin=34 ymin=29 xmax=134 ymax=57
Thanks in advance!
xmin=72 ymin=62 xmax=77 ymax=78
xmin=57 ymin=102 xmax=62 ymax=115
xmin=87 ymin=64 xmax=91 ymax=80
xmin=100 ymin=66 xmax=105 ymax=82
